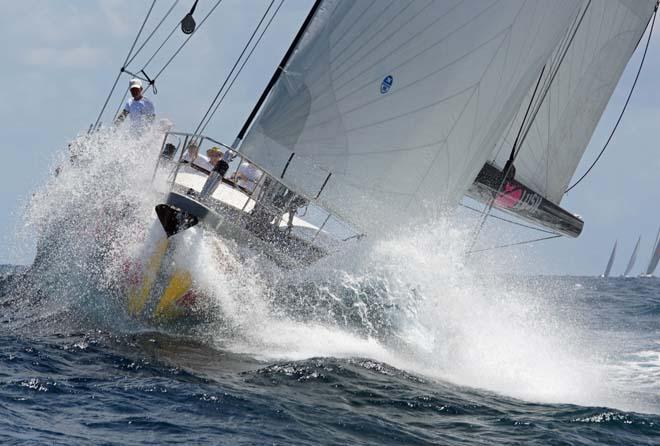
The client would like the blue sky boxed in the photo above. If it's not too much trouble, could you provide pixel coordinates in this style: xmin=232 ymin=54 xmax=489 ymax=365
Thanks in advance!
xmin=0 ymin=0 xmax=658 ymax=276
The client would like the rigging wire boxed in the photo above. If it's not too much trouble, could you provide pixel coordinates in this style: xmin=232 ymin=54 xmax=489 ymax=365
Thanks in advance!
xmin=92 ymin=0 xmax=156 ymax=129
xmin=191 ymin=0 xmax=279 ymax=139
xmin=564 ymin=4 xmax=657 ymax=194
xmin=458 ymin=202 xmax=556 ymax=235
xmin=138 ymin=22 xmax=180 ymax=73
xmin=464 ymin=65 xmax=547 ymax=256
xmin=198 ymin=0 xmax=285 ymax=135
xmin=510 ymin=1 xmax=592 ymax=162
xmin=124 ymin=0 xmax=181 ymax=68
xmin=488 ymin=1 xmax=590 ymax=165
xmin=465 ymin=2 xmax=594 ymax=256
xmin=144 ymin=0 xmax=225 ymax=93
xmin=466 ymin=235 xmax=561 ymax=255
xmin=109 ymin=0 xmax=180 ymax=124
xmin=109 ymin=0 xmax=224 ymax=121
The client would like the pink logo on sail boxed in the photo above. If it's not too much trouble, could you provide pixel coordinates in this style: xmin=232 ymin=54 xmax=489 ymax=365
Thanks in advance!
xmin=495 ymin=182 xmax=523 ymax=209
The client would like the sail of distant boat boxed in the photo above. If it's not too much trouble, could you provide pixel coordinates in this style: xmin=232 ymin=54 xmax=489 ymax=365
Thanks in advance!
xmin=602 ymin=240 xmax=617 ymax=278
xmin=643 ymin=226 xmax=660 ymax=276
xmin=623 ymin=236 xmax=642 ymax=277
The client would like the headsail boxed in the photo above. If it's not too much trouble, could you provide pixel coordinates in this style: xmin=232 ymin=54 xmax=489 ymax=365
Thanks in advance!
xmin=602 ymin=240 xmax=617 ymax=278
xmin=237 ymin=0 xmax=582 ymax=235
xmin=623 ymin=235 xmax=641 ymax=277
xmin=644 ymin=226 xmax=660 ymax=276
xmin=468 ymin=0 xmax=656 ymax=235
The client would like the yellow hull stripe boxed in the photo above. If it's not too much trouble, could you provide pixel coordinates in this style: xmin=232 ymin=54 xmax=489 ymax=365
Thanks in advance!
xmin=127 ymin=237 xmax=169 ymax=316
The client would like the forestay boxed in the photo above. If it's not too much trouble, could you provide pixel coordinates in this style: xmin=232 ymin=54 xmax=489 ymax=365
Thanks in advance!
xmin=238 ymin=0 xmax=580 ymax=235
xmin=490 ymin=0 xmax=656 ymax=205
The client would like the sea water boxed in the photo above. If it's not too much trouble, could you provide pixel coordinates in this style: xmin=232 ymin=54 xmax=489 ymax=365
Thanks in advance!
xmin=0 ymin=129 xmax=658 ymax=445
xmin=1 ymin=268 xmax=659 ymax=445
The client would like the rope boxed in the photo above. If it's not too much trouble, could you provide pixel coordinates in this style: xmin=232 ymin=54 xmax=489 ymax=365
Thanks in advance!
xmin=467 ymin=235 xmax=561 ymax=254
xmin=92 ymin=0 xmax=156 ymax=128
xmin=565 ymin=4 xmax=657 ymax=194
xmin=199 ymin=0 xmax=285 ymax=135
xmin=191 ymin=0 xmax=278 ymax=139
xmin=112 ymin=88 xmax=130 ymax=124
xmin=458 ymin=203 xmax=556 ymax=235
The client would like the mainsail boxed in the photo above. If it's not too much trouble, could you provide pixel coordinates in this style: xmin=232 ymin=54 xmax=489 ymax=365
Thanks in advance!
xmin=602 ymin=240 xmax=617 ymax=278
xmin=644 ymin=226 xmax=660 ymax=276
xmin=237 ymin=0 xmax=582 ymax=235
xmin=623 ymin=235 xmax=641 ymax=277
xmin=468 ymin=0 xmax=656 ymax=236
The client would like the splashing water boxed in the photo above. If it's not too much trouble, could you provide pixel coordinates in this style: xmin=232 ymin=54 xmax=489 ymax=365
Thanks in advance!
xmin=11 ymin=125 xmax=659 ymax=416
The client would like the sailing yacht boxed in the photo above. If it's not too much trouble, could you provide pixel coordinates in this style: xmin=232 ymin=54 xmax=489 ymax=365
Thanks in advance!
xmin=601 ymin=241 xmax=617 ymax=278
xmin=116 ymin=0 xmax=656 ymax=321
xmin=640 ymin=226 xmax=660 ymax=277
xmin=622 ymin=236 xmax=642 ymax=277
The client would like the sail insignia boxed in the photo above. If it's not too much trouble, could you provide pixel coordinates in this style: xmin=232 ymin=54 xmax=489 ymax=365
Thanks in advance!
xmin=380 ymin=75 xmax=393 ymax=94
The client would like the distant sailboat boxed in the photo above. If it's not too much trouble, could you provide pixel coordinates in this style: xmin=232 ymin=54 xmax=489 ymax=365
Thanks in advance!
xmin=622 ymin=236 xmax=641 ymax=277
xmin=641 ymin=227 xmax=660 ymax=277
xmin=601 ymin=241 xmax=617 ymax=278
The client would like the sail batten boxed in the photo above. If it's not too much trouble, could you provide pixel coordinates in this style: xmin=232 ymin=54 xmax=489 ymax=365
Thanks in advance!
xmin=239 ymin=0 xmax=581 ymax=235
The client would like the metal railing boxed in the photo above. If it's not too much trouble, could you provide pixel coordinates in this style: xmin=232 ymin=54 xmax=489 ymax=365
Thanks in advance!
xmin=151 ymin=131 xmax=361 ymax=246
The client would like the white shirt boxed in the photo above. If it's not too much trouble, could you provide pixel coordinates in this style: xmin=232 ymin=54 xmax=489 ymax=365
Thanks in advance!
xmin=236 ymin=162 xmax=262 ymax=192
xmin=123 ymin=96 xmax=155 ymax=132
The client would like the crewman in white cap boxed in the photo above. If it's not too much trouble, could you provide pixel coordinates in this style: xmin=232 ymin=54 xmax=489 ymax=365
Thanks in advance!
xmin=115 ymin=78 xmax=155 ymax=135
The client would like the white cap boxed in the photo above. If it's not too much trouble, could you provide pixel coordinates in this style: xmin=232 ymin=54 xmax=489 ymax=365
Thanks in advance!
xmin=129 ymin=78 xmax=142 ymax=90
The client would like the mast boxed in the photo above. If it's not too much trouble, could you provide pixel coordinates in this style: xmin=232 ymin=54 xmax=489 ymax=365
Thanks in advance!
xmin=644 ymin=226 xmax=660 ymax=275
xmin=623 ymin=236 xmax=641 ymax=277
xmin=232 ymin=0 xmax=323 ymax=148
xmin=602 ymin=240 xmax=617 ymax=278
xmin=198 ymin=0 xmax=323 ymax=199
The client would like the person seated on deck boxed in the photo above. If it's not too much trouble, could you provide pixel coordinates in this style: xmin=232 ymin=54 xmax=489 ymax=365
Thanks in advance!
xmin=206 ymin=147 xmax=224 ymax=169
xmin=114 ymin=79 xmax=155 ymax=135
xmin=181 ymin=142 xmax=214 ymax=173
xmin=233 ymin=161 xmax=262 ymax=194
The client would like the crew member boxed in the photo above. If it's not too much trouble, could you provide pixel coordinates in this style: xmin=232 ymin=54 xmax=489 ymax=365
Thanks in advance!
xmin=115 ymin=79 xmax=155 ymax=135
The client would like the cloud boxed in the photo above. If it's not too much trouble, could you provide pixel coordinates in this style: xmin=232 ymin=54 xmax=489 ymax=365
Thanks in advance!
xmin=23 ymin=46 xmax=105 ymax=68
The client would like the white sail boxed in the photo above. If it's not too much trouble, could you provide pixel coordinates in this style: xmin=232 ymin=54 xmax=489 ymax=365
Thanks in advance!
xmin=644 ymin=226 xmax=660 ymax=276
xmin=490 ymin=0 xmax=656 ymax=205
xmin=623 ymin=235 xmax=641 ymax=277
xmin=602 ymin=240 xmax=617 ymax=278
xmin=238 ymin=0 xmax=581 ymax=235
